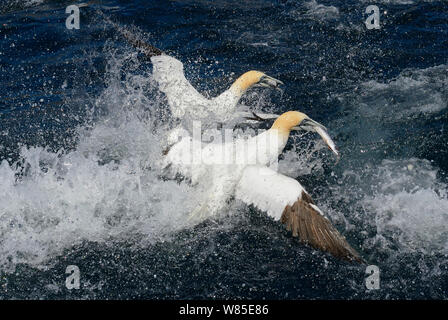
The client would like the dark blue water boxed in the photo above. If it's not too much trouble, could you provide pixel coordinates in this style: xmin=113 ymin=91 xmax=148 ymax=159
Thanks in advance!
xmin=0 ymin=0 xmax=447 ymax=299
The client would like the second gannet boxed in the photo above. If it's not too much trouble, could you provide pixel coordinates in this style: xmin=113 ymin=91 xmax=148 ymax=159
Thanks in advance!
xmin=151 ymin=55 xmax=283 ymax=124
xmin=102 ymin=16 xmax=283 ymax=125
xmin=164 ymin=111 xmax=363 ymax=263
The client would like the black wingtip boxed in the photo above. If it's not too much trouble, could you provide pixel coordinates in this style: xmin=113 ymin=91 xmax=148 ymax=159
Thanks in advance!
xmin=96 ymin=9 xmax=163 ymax=58
xmin=243 ymin=111 xmax=268 ymax=122
xmin=120 ymin=29 xmax=163 ymax=58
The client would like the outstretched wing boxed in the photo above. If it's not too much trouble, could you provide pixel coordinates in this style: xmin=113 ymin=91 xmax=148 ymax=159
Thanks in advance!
xmin=121 ymin=29 xmax=163 ymax=58
xmin=150 ymin=55 xmax=211 ymax=118
xmin=99 ymin=10 xmax=163 ymax=58
xmin=235 ymin=165 xmax=363 ymax=263
xmin=101 ymin=12 xmax=217 ymax=120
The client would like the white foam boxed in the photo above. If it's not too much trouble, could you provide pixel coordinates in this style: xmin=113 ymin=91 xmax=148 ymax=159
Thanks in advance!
xmin=360 ymin=0 xmax=415 ymax=4
xmin=4 ymin=0 xmax=44 ymax=9
xmin=0 ymin=51 xmax=201 ymax=271
xmin=303 ymin=1 xmax=340 ymax=21
xmin=278 ymin=134 xmax=325 ymax=178
xmin=0 ymin=43 xmax=339 ymax=272
xmin=361 ymin=159 xmax=448 ymax=254
xmin=287 ymin=1 xmax=339 ymax=22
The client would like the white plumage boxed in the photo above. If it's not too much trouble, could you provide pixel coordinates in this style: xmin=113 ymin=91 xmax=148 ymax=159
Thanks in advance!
xmin=152 ymin=55 xmax=240 ymax=121
xmin=235 ymin=165 xmax=307 ymax=221
xmin=105 ymin=16 xmax=282 ymax=124
xmin=110 ymin=25 xmax=361 ymax=262
xmin=151 ymin=55 xmax=283 ymax=126
xmin=164 ymin=128 xmax=286 ymax=209
xmin=163 ymin=111 xmax=362 ymax=262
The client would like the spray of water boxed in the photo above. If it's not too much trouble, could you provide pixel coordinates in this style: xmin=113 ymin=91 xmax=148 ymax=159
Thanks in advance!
xmin=0 ymin=49 xmax=201 ymax=271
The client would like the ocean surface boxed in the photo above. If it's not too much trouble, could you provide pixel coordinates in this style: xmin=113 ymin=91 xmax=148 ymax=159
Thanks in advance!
xmin=0 ymin=0 xmax=447 ymax=299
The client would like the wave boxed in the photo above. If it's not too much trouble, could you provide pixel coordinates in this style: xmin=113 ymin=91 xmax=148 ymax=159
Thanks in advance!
xmin=361 ymin=158 xmax=448 ymax=255
xmin=303 ymin=1 xmax=340 ymax=21
xmin=330 ymin=64 xmax=448 ymax=256
xmin=287 ymin=1 xmax=340 ymax=22
xmin=358 ymin=64 xmax=448 ymax=119
xmin=0 ymin=0 xmax=44 ymax=13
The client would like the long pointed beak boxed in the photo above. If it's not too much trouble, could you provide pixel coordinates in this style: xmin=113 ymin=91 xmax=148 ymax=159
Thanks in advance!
xmin=255 ymin=75 xmax=284 ymax=91
xmin=293 ymin=118 xmax=339 ymax=157
xmin=293 ymin=118 xmax=327 ymax=132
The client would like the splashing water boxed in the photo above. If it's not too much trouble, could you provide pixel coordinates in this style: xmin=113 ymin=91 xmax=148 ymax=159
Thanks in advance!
xmin=0 ymin=50 xmax=202 ymax=271
xmin=0 ymin=44 xmax=324 ymax=273
xmin=2 ymin=0 xmax=448 ymax=299
xmin=362 ymin=159 xmax=448 ymax=255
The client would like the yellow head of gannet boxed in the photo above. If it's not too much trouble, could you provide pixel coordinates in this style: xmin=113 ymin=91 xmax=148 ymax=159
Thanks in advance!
xmin=106 ymin=20 xmax=284 ymax=123
xmin=264 ymin=110 xmax=339 ymax=156
xmin=150 ymin=55 xmax=284 ymax=123
xmin=230 ymin=70 xmax=283 ymax=95
xmin=272 ymin=111 xmax=308 ymax=135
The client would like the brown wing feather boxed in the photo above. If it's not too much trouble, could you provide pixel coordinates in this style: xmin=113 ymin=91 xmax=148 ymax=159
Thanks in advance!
xmin=280 ymin=191 xmax=364 ymax=263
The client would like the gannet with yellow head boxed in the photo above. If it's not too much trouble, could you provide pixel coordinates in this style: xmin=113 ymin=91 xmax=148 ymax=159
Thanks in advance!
xmin=163 ymin=111 xmax=362 ymax=263
xmin=151 ymin=55 xmax=283 ymax=123
xmin=102 ymin=14 xmax=283 ymax=127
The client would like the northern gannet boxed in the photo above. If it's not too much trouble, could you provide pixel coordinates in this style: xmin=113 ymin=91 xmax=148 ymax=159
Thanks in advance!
xmin=104 ymin=18 xmax=283 ymax=125
xmin=164 ymin=111 xmax=363 ymax=263
xmin=150 ymin=56 xmax=283 ymax=123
